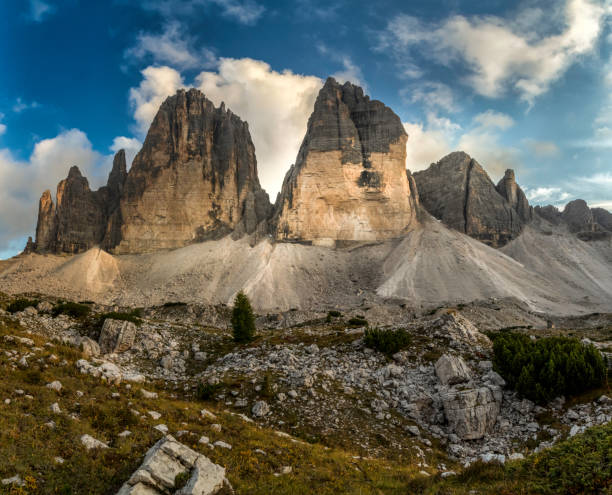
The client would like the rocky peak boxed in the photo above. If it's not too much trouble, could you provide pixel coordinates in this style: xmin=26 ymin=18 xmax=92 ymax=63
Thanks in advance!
xmin=273 ymin=78 xmax=418 ymax=244
xmin=33 ymin=150 xmax=128 ymax=254
xmin=413 ymin=152 xmax=529 ymax=247
xmin=496 ymin=169 xmax=532 ymax=223
xmin=592 ymin=207 xmax=612 ymax=232
xmin=109 ymin=88 xmax=271 ymax=253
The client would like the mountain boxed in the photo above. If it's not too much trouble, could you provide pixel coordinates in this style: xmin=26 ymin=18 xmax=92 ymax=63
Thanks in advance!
xmin=34 ymin=151 xmax=127 ymax=253
xmin=412 ymin=152 xmax=532 ymax=247
xmin=534 ymin=200 xmax=612 ymax=241
xmin=273 ymin=77 xmax=419 ymax=245
xmin=32 ymin=89 xmax=272 ymax=255
xmin=110 ymin=88 xmax=271 ymax=253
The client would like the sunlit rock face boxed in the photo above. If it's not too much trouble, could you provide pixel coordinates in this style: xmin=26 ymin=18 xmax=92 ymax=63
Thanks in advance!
xmin=109 ymin=88 xmax=271 ymax=253
xmin=273 ymin=77 xmax=419 ymax=246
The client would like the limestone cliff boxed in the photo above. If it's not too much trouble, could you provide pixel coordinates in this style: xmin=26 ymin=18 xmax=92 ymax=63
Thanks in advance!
xmin=34 ymin=152 xmax=128 ymax=254
xmin=273 ymin=78 xmax=419 ymax=245
xmin=413 ymin=152 xmax=529 ymax=247
xmin=109 ymin=88 xmax=271 ymax=253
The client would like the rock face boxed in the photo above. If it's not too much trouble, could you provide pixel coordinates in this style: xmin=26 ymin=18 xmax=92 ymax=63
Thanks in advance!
xmin=98 ymin=319 xmax=137 ymax=354
xmin=32 ymin=90 xmax=271 ymax=255
xmin=413 ymin=152 xmax=531 ymax=247
xmin=34 ymin=151 xmax=128 ymax=254
xmin=593 ymin=207 xmax=612 ymax=232
xmin=116 ymin=435 xmax=231 ymax=495
xmin=111 ymin=88 xmax=271 ymax=253
xmin=273 ymin=78 xmax=419 ymax=245
xmin=435 ymin=354 xmax=472 ymax=386
xmin=441 ymin=387 xmax=500 ymax=440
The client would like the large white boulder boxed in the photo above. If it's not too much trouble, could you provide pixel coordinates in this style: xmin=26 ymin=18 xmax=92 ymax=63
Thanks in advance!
xmin=116 ymin=435 xmax=231 ymax=495
xmin=441 ymin=387 xmax=500 ymax=440
xmin=435 ymin=354 xmax=472 ymax=385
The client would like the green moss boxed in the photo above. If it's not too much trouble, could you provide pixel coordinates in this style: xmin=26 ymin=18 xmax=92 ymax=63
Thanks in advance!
xmin=364 ymin=328 xmax=411 ymax=357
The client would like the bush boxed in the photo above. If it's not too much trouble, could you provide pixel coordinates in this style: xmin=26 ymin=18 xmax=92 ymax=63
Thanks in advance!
xmin=196 ymin=382 xmax=222 ymax=401
xmin=231 ymin=291 xmax=256 ymax=343
xmin=492 ymin=332 xmax=606 ymax=404
xmin=364 ymin=328 xmax=411 ymax=356
xmin=52 ymin=302 xmax=91 ymax=319
xmin=326 ymin=310 xmax=342 ymax=323
xmin=96 ymin=311 xmax=142 ymax=326
xmin=347 ymin=316 xmax=368 ymax=327
xmin=7 ymin=298 xmax=39 ymax=313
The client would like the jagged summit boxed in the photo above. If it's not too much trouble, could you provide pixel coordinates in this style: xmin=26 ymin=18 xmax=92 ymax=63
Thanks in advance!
xmin=110 ymin=88 xmax=271 ymax=253
xmin=273 ymin=77 xmax=419 ymax=244
xmin=534 ymin=200 xmax=612 ymax=241
xmin=413 ymin=152 xmax=532 ymax=247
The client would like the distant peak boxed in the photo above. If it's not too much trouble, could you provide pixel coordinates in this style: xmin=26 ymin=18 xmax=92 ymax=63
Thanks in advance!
xmin=67 ymin=166 xmax=83 ymax=179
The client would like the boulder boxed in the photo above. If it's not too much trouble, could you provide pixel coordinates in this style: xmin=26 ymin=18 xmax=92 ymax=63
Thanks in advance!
xmin=116 ymin=435 xmax=231 ymax=495
xmin=81 ymin=434 xmax=109 ymax=450
xmin=79 ymin=336 xmax=100 ymax=358
xmin=435 ymin=354 xmax=472 ymax=385
xmin=99 ymin=319 xmax=137 ymax=354
xmin=441 ymin=387 xmax=500 ymax=440
xmin=273 ymin=77 xmax=419 ymax=244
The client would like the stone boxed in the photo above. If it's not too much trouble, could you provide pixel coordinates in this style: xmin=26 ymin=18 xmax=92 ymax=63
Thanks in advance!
xmin=111 ymin=89 xmax=271 ymax=253
xmin=483 ymin=370 xmax=506 ymax=388
xmin=154 ymin=424 xmax=168 ymax=434
xmin=148 ymin=411 xmax=162 ymax=420
xmin=200 ymin=408 xmax=217 ymax=419
xmin=435 ymin=354 xmax=471 ymax=386
xmin=50 ymin=402 xmax=61 ymax=414
xmin=36 ymin=301 xmax=53 ymax=313
xmin=252 ymin=400 xmax=270 ymax=417
xmin=273 ymin=77 xmax=419 ymax=244
xmin=1 ymin=475 xmax=24 ymax=487
xmin=213 ymin=440 xmax=232 ymax=449
xmin=81 ymin=434 xmax=109 ymax=450
xmin=46 ymin=380 xmax=62 ymax=392
xmin=413 ymin=152 xmax=531 ymax=247
xmin=117 ymin=435 xmax=230 ymax=494
xmin=79 ymin=337 xmax=100 ymax=358
xmin=99 ymin=319 xmax=137 ymax=354
xmin=441 ymin=387 xmax=500 ymax=440
xmin=210 ymin=424 xmax=222 ymax=433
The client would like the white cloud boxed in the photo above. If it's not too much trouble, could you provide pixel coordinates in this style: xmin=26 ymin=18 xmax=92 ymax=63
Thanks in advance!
xmin=129 ymin=66 xmax=185 ymax=136
xmin=473 ymin=110 xmax=514 ymax=130
xmin=379 ymin=0 xmax=607 ymax=105
xmin=403 ymin=121 xmax=454 ymax=172
xmin=578 ymin=172 xmax=612 ymax=185
xmin=111 ymin=136 xmax=142 ymax=168
xmin=525 ymin=186 xmax=571 ymax=204
xmin=28 ymin=0 xmax=54 ymax=22
xmin=12 ymin=98 xmax=39 ymax=113
xmin=457 ymin=130 xmax=520 ymax=179
xmin=407 ymin=81 xmax=457 ymax=113
xmin=0 ymin=130 xmax=107 ymax=252
xmin=0 ymin=113 xmax=5 ymax=136
xmin=330 ymin=56 xmax=367 ymax=89
xmin=523 ymin=139 xmax=560 ymax=157
xmin=125 ymin=22 xmax=216 ymax=70
xmin=139 ymin=0 xmax=265 ymax=25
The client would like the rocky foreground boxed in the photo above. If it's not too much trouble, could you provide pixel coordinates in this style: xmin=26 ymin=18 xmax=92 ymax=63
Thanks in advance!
xmin=1 ymin=296 xmax=611 ymax=493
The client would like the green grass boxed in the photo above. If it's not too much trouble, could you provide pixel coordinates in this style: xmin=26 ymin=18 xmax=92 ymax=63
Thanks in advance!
xmin=51 ymin=302 xmax=91 ymax=319
xmin=6 ymin=298 xmax=40 ymax=314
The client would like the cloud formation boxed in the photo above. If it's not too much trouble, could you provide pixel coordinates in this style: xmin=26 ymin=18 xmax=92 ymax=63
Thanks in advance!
xmin=28 ymin=0 xmax=54 ymax=22
xmin=139 ymin=0 xmax=265 ymax=25
xmin=125 ymin=22 xmax=217 ymax=70
xmin=378 ymin=0 xmax=607 ymax=105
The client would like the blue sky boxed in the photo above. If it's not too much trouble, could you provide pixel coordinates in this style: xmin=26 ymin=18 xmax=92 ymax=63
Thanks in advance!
xmin=1 ymin=0 xmax=611 ymax=258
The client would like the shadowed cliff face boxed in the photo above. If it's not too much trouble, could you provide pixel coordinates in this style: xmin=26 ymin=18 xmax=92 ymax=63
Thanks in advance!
xmin=273 ymin=78 xmax=419 ymax=245
xmin=34 ymin=151 xmax=127 ymax=254
xmin=110 ymin=88 xmax=271 ymax=253
xmin=413 ymin=152 xmax=532 ymax=248
xmin=533 ymin=200 xmax=612 ymax=241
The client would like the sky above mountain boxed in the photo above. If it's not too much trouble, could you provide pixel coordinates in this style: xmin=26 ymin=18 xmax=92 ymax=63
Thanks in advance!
xmin=1 ymin=0 xmax=611 ymax=258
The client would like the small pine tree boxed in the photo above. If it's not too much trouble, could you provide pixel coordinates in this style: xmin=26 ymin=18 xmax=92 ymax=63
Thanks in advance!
xmin=231 ymin=291 xmax=256 ymax=343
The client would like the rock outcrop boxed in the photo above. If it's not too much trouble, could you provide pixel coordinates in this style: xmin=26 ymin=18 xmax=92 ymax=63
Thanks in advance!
xmin=441 ymin=387 xmax=500 ymax=440
xmin=413 ymin=152 xmax=530 ymax=247
xmin=273 ymin=78 xmax=419 ymax=245
xmin=110 ymin=88 xmax=271 ymax=253
xmin=535 ymin=201 xmax=612 ymax=241
xmin=116 ymin=435 xmax=231 ymax=494
xmin=98 ymin=318 xmax=137 ymax=354
xmin=34 ymin=152 xmax=128 ymax=254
